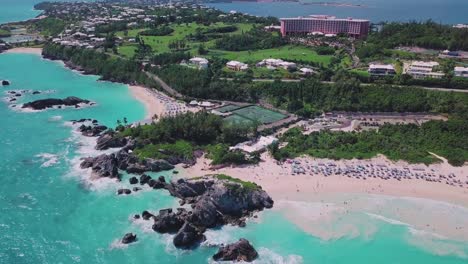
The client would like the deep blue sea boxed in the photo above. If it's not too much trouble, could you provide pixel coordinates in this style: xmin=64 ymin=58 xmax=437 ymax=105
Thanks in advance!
xmin=1 ymin=1 xmax=468 ymax=263
xmin=206 ymin=0 xmax=468 ymax=24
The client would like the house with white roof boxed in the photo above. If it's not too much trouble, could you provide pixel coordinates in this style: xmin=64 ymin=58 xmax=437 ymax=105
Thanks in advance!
xmin=368 ymin=64 xmax=396 ymax=76
xmin=455 ymin=67 xmax=468 ymax=78
xmin=405 ymin=61 xmax=444 ymax=79
xmin=226 ymin=61 xmax=249 ymax=71
xmin=189 ymin=57 xmax=209 ymax=69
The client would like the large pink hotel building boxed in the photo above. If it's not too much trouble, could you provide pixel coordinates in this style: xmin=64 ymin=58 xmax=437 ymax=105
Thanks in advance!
xmin=280 ymin=15 xmax=370 ymax=38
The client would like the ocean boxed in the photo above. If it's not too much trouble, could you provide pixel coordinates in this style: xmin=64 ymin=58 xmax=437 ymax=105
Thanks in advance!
xmin=1 ymin=1 xmax=468 ymax=264
xmin=205 ymin=0 xmax=468 ymax=24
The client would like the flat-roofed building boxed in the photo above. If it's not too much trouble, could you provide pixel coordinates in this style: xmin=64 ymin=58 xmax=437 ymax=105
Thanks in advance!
xmin=368 ymin=64 xmax=396 ymax=76
xmin=455 ymin=67 xmax=468 ymax=78
xmin=280 ymin=15 xmax=370 ymax=38
xmin=189 ymin=57 xmax=209 ymax=69
xmin=405 ymin=61 xmax=444 ymax=79
xmin=226 ymin=60 xmax=249 ymax=71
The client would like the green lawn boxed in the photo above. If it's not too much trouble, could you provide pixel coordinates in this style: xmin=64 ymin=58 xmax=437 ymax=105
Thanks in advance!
xmin=116 ymin=28 xmax=146 ymax=38
xmin=116 ymin=22 xmax=254 ymax=57
xmin=0 ymin=28 xmax=11 ymax=37
xmin=208 ymin=45 xmax=332 ymax=66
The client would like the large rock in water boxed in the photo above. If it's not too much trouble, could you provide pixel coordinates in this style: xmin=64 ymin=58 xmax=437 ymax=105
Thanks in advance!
xmin=212 ymin=238 xmax=258 ymax=262
xmin=173 ymin=221 xmax=205 ymax=249
xmin=147 ymin=176 xmax=274 ymax=248
xmin=80 ymin=153 xmax=119 ymax=178
xmin=79 ymin=150 xmax=174 ymax=179
xmin=151 ymin=208 xmax=186 ymax=233
xmin=95 ymin=132 xmax=127 ymax=150
xmin=1 ymin=80 xmax=10 ymax=86
xmin=121 ymin=233 xmax=137 ymax=244
xmin=22 ymin=96 xmax=90 ymax=110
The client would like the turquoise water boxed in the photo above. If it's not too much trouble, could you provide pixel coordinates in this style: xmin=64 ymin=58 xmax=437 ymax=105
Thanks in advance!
xmin=1 ymin=1 xmax=468 ymax=262
xmin=1 ymin=53 xmax=467 ymax=263
xmin=206 ymin=0 xmax=468 ymax=24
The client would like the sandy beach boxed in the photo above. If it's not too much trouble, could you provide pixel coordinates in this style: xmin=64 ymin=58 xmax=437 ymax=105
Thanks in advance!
xmin=180 ymin=153 xmax=468 ymax=207
xmin=179 ymin=153 xmax=468 ymax=241
xmin=128 ymin=85 xmax=165 ymax=120
xmin=128 ymin=85 xmax=194 ymax=120
xmin=4 ymin=47 xmax=43 ymax=55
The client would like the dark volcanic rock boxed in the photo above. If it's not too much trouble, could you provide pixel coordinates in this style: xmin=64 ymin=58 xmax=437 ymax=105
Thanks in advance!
xmin=173 ymin=222 xmax=205 ymax=249
xmin=95 ymin=132 xmax=127 ymax=150
xmin=22 ymin=96 xmax=90 ymax=110
xmin=117 ymin=189 xmax=131 ymax=195
xmin=129 ymin=177 xmax=138 ymax=185
xmin=151 ymin=208 xmax=186 ymax=233
xmin=80 ymin=150 xmax=174 ymax=179
xmin=212 ymin=238 xmax=258 ymax=262
xmin=32 ymin=91 xmax=41 ymax=95
xmin=140 ymin=174 xmax=152 ymax=185
xmin=142 ymin=210 xmax=154 ymax=220
xmin=1 ymin=80 xmax=10 ymax=86
xmin=80 ymin=153 xmax=119 ymax=178
xmin=132 ymin=187 xmax=142 ymax=192
xmin=78 ymin=124 xmax=108 ymax=137
xmin=121 ymin=233 xmax=137 ymax=244
xmin=146 ymin=176 xmax=274 ymax=248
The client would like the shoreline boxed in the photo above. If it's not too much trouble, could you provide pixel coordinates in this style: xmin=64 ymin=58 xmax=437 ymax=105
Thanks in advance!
xmin=128 ymin=85 xmax=165 ymax=120
xmin=4 ymin=47 xmax=43 ymax=55
xmin=179 ymin=153 xmax=468 ymax=207
xmin=179 ymin=153 xmax=468 ymax=241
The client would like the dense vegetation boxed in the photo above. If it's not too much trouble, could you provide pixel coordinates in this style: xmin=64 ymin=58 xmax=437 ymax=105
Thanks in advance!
xmin=42 ymin=43 xmax=158 ymax=87
xmin=270 ymin=117 xmax=468 ymax=166
xmin=366 ymin=21 xmax=468 ymax=51
xmin=154 ymin=64 xmax=468 ymax=117
xmin=119 ymin=112 xmax=257 ymax=164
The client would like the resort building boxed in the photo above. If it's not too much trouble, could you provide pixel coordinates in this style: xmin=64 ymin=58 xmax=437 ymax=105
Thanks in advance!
xmin=256 ymin=59 xmax=297 ymax=70
xmin=188 ymin=57 xmax=209 ymax=69
xmin=226 ymin=60 xmax=249 ymax=71
xmin=405 ymin=61 xmax=444 ymax=79
xmin=368 ymin=64 xmax=396 ymax=76
xmin=299 ymin=67 xmax=315 ymax=76
xmin=280 ymin=15 xmax=370 ymax=38
xmin=230 ymin=136 xmax=278 ymax=154
xmin=455 ymin=67 xmax=468 ymax=78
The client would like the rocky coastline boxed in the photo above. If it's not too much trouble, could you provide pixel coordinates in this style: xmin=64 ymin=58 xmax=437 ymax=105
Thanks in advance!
xmin=73 ymin=119 xmax=272 ymax=261
xmin=22 ymin=96 xmax=93 ymax=110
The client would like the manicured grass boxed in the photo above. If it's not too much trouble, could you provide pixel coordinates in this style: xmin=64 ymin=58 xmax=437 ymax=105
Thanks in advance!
xmin=350 ymin=69 xmax=370 ymax=77
xmin=116 ymin=28 xmax=146 ymax=38
xmin=208 ymin=45 xmax=332 ymax=65
xmin=116 ymin=22 xmax=254 ymax=57
xmin=117 ymin=44 xmax=138 ymax=58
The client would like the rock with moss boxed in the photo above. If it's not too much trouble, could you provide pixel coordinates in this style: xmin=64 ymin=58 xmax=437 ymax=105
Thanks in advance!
xmin=147 ymin=175 xmax=273 ymax=249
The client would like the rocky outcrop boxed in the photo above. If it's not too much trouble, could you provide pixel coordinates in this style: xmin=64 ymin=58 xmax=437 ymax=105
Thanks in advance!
xmin=212 ymin=238 xmax=258 ymax=262
xmin=22 ymin=96 xmax=91 ymax=110
xmin=1 ymin=80 xmax=10 ymax=86
xmin=80 ymin=150 xmax=174 ymax=179
xmin=129 ymin=177 xmax=138 ymax=184
xmin=173 ymin=222 xmax=205 ymax=249
xmin=144 ymin=175 xmax=274 ymax=249
xmin=151 ymin=208 xmax=187 ymax=233
xmin=121 ymin=233 xmax=137 ymax=244
xmin=95 ymin=132 xmax=127 ymax=150
xmin=79 ymin=124 xmax=108 ymax=137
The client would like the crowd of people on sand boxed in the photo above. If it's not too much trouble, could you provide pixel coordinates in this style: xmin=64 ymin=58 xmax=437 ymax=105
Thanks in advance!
xmin=285 ymin=159 xmax=468 ymax=189
xmin=151 ymin=89 xmax=191 ymax=117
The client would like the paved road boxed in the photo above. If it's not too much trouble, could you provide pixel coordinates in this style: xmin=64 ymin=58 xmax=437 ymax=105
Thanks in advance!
xmin=144 ymin=71 xmax=184 ymax=99
xmin=221 ymin=78 xmax=468 ymax=93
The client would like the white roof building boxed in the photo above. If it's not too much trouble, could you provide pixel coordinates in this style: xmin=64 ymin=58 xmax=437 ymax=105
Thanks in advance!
xmin=230 ymin=136 xmax=278 ymax=154
xmin=189 ymin=57 xmax=209 ymax=69
xmin=226 ymin=60 xmax=249 ymax=71
xmin=455 ymin=67 xmax=468 ymax=78
xmin=406 ymin=61 xmax=444 ymax=79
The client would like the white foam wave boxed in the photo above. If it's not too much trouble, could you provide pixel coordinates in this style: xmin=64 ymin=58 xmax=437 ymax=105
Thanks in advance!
xmin=63 ymin=122 xmax=120 ymax=191
xmin=35 ymin=153 xmax=59 ymax=168
xmin=366 ymin=213 xmax=410 ymax=227
xmin=202 ymin=225 xmax=239 ymax=247
xmin=254 ymin=248 xmax=303 ymax=264
xmin=48 ymin=115 xmax=63 ymax=122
